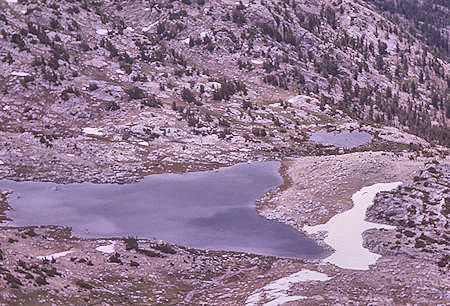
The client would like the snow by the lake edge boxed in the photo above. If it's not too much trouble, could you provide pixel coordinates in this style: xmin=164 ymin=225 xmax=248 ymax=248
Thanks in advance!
xmin=245 ymin=181 xmax=402 ymax=305
xmin=304 ymin=181 xmax=402 ymax=270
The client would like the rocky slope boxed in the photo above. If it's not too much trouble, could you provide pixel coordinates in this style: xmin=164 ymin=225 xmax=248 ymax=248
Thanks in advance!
xmin=367 ymin=159 xmax=449 ymax=269
xmin=366 ymin=0 xmax=449 ymax=60
xmin=0 ymin=0 xmax=448 ymax=184
xmin=256 ymin=152 xmax=449 ymax=305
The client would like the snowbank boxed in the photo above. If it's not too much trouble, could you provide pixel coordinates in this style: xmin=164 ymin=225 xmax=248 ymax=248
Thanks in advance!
xmin=138 ymin=141 xmax=149 ymax=146
xmin=251 ymin=59 xmax=264 ymax=65
xmin=245 ymin=269 xmax=332 ymax=306
xmin=37 ymin=250 xmax=73 ymax=260
xmin=142 ymin=21 xmax=158 ymax=32
xmin=96 ymin=29 xmax=108 ymax=35
xmin=304 ymin=182 xmax=402 ymax=270
xmin=82 ymin=127 xmax=103 ymax=136
xmin=96 ymin=242 xmax=115 ymax=254
xmin=245 ymin=182 xmax=401 ymax=304
xmin=11 ymin=71 xmax=31 ymax=77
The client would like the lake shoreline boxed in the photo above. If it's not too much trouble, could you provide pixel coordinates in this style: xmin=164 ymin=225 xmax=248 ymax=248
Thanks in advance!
xmin=1 ymin=152 xmax=448 ymax=304
xmin=251 ymin=151 xmax=448 ymax=304
xmin=1 ymin=161 xmax=328 ymax=259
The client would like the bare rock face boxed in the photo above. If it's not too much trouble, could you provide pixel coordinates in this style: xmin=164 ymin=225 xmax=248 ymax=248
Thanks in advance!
xmin=367 ymin=161 xmax=450 ymax=268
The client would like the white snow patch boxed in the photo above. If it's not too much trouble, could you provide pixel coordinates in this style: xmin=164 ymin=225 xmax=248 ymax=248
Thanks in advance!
xmin=96 ymin=242 xmax=116 ymax=254
xmin=304 ymin=182 xmax=402 ymax=270
xmin=138 ymin=141 xmax=149 ymax=146
xmin=115 ymin=69 xmax=125 ymax=75
xmin=125 ymin=26 xmax=135 ymax=32
xmin=82 ymin=127 xmax=103 ymax=136
xmin=181 ymin=37 xmax=191 ymax=44
xmin=96 ymin=29 xmax=109 ymax=35
xmin=6 ymin=0 xmax=18 ymax=3
xmin=142 ymin=21 xmax=158 ymax=32
xmin=245 ymin=269 xmax=332 ymax=306
xmin=11 ymin=71 xmax=31 ymax=77
xmin=37 ymin=251 xmax=73 ymax=260
xmin=200 ymin=31 xmax=208 ymax=39
xmin=251 ymin=59 xmax=264 ymax=65
xmin=0 ymin=160 xmax=4 ymax=165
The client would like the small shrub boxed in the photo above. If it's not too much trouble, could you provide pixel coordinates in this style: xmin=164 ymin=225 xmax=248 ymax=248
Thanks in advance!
xmin=437 ymin=255 xmax=449 ymax=268
xmin=41 ymin=266 xmax=61 ymax=277
xmin=414 ymin=240 xmax=425 ymax=248
xmin=35 ymin=276 xmax=49 ymax=286
xmin=75 ymin=279 xmax=93 ymax=290
xmin=181 ymin=88 xmax=196 ymax=103
xmin=88 ymin=83 xmax=98 ymax=91
xmin=252 ymin=127 xmax=267 ymax=137
xmin=106 ymin=101 xmax=120 ymax=111
xmin=137 ymin=248 xmax=164 ymax=258
xmin=125 ymin=86 xmax=146 ymax=100
xmin=123 ymin=236 xmax=139 ymax=251
xmin=5 ymin=273 xmax=22 ymax=288
xmin=141 ymin=95 xmax=162 ymax=108
xmin=151 ymin=244 xmax=176 ymax=255
xmin=108 ymin=253 xmax=123 ymax=264
xmin=232 ymin=7 xmax=246 ymax=26
xmin=403 ymin=230 xmax=415 ymax=237
xmin=24 ymin=228 xmax=37 ymax=237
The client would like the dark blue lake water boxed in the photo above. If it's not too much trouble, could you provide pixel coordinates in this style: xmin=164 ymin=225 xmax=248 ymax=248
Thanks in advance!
xmin=1 ymin=161 xmax=326 ymax=258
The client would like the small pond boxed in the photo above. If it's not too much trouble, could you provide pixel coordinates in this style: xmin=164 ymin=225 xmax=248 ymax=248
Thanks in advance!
xmin=0 ymin=161 xmax=326 ymax=259
xmin=309 ymin=130 xmax=373 ymax=148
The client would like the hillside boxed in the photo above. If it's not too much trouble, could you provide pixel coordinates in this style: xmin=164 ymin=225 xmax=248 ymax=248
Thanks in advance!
xmin=0 ymin=0 xmax=449 ymax=183
xmin=366 ymin=0 xmax=449 ymax=60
